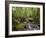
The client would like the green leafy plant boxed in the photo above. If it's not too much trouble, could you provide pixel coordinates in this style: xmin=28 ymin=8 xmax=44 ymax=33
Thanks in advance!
xmin=12 ymin=7 xmax=40 ymax=31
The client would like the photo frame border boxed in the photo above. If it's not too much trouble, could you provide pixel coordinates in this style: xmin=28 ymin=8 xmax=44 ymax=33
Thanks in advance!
xmin=5 ymin=1 xmax=45 ymax=37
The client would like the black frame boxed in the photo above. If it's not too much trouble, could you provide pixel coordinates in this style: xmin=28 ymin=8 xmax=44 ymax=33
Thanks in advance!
xmin=5 ymin=1 xmax=45 ymax=38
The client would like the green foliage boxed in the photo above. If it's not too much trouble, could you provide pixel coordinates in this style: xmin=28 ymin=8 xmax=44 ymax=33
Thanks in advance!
xmin=12 ymin=7 xmax=40 ymax=31
xmin=15 ymin=23 xmax=25 ymax=30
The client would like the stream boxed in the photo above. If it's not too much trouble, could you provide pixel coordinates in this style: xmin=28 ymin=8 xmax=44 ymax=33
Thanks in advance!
xmin=24 ymin=22 xmax=40 ymax=30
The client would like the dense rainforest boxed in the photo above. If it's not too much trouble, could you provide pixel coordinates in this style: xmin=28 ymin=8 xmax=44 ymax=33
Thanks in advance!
xmin=12 ymin=7 xmax=40 ymax=31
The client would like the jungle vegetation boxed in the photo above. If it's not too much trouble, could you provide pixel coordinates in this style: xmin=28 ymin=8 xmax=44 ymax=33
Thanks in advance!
xmin=12 ymin=7 xmax=40 ymax=31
